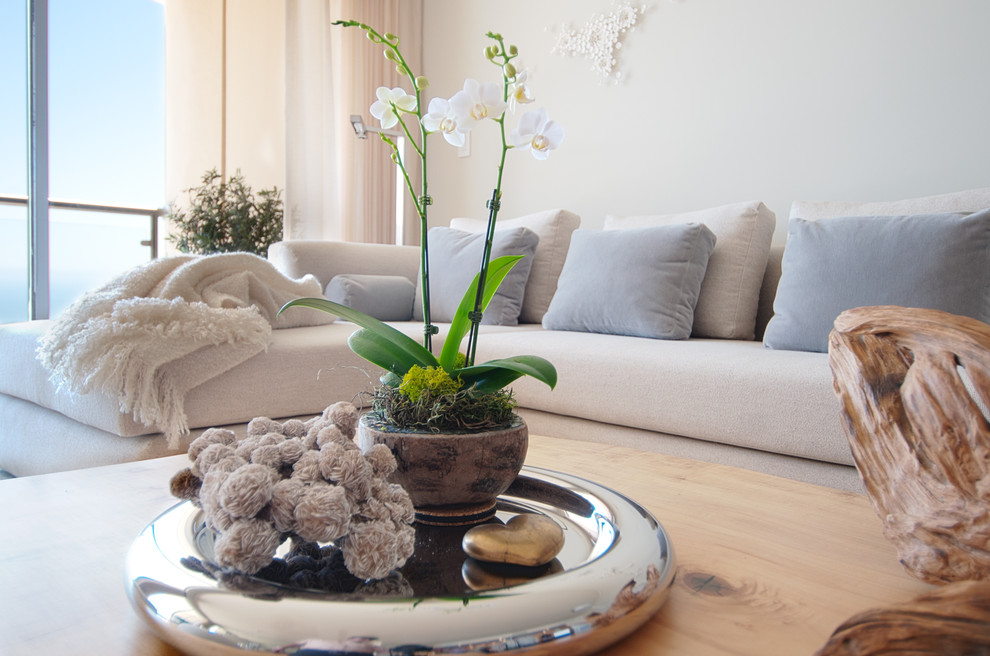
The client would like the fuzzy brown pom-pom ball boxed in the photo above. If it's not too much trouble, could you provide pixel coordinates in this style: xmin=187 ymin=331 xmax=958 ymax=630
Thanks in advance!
xmin=169 ymin=468 xmax=202 ymax=502
xmin=171 ymin=402 xmax=415 ymax=580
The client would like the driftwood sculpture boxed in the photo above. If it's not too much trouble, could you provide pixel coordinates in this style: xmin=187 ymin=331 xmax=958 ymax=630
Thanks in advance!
xmin=828 ymin=305 xmax=990 ymax=584
xmin=815 ymin=580 xmax=990 ymax=655
xmin=824 ymin=306 xmax=990 ymax=653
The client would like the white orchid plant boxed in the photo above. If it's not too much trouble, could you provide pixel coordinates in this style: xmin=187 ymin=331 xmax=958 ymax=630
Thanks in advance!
xmin=281 ymin=23 xmax=562 ymax=430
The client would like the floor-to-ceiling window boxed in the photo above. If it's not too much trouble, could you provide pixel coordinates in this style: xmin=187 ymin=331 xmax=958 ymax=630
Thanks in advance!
xmin=0 ymin=0 xmax=165 ymax=323
xmin=0 ymin=2 xmax=30 ymax=323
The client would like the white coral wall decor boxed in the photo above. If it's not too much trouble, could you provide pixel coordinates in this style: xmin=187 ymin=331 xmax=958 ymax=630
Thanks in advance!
xmin=552 ymin=2 xmax=650 ymax=84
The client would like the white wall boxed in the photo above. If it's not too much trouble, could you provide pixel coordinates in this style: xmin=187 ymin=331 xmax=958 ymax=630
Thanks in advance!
xmin=422 ymin=0 xmax=990 ymax=242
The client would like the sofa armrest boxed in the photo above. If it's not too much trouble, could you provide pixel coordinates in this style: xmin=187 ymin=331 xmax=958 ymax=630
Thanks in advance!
xmin=268 ymin=240 xmax=421 ymax=290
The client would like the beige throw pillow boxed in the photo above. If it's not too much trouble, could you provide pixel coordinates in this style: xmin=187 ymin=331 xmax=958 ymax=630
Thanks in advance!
xmin=605 ymin=201 xmax=776 ymax=340
xmin=450 ymin=208 xmax=581 ymax=324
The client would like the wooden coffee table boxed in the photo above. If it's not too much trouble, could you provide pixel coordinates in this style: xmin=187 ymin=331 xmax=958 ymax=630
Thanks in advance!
xmin=0 ymin=435 xmax=931 ymax=655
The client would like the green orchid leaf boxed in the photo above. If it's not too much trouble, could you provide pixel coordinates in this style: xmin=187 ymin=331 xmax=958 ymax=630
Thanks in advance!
xmin=347 ymin=328 xmax=431 ymax=380
xmin=279 ymin=298 xmax=438 ymax=375
xmin=456 ymin=355 xmax=557 ymax=394
xmin=439 ymin=255 xmax=523 ymax=371
xmin=459 ymin=367 xmax=525 ymax=395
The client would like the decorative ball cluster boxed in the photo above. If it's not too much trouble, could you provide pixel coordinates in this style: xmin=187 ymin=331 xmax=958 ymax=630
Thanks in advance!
xmin=170 ymin=402 xmax=416 ymax=581
xmin=552 ymin=2 xmax=646 ymax=83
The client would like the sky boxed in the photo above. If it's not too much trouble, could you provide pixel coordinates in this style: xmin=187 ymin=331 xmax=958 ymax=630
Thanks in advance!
xmin=0 ymin=0 xmax=165 ymax=321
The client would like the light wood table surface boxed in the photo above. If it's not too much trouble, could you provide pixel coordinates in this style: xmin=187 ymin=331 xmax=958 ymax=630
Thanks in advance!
xmin=0 ymin=434 xmax=931 ymax=655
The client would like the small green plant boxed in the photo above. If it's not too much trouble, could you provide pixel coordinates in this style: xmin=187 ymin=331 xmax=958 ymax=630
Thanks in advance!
xmin=399 ymin=365 xmax=462 ymax=403
xmin=167 ymin=169 xmax=283 ymax=256
xmin=376 ymin=361 xmax=516 ymax=430
xmin=372 ymin=377 xmax=518 ymax=432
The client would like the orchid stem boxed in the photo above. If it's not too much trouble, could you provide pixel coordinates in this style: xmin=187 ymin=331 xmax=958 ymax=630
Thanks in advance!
xmin=465 ymin=34 xmax=515 ymax=366
xmin=336 ymin=20 xmax=435 ymax=349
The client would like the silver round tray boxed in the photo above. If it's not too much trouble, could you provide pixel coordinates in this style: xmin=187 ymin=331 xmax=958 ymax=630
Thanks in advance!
xmin=125 ymin=466 xmax=675 ymax=655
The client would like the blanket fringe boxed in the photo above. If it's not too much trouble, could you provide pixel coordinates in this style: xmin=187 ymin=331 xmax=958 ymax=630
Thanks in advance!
xmin=37 ymin=254 xmax=328 ymax=445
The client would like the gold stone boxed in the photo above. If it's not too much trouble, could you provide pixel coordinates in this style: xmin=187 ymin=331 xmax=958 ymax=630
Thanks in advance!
xmin=461 ymin=513 xmax=565 ymax=567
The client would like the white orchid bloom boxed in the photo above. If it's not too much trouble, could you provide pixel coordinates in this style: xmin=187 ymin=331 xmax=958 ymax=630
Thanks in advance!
xmin=421 ymin=97 xmax=468 ymax=147
xmin=449 ymin=79 xmax=507 ymax=129
xmin=507 ymin=70 xmax=535 ymax=113
xmin=370 ymin=86 xmax=417 ymax=130
xmin=509 ymin=108 xmax=564 ymax=160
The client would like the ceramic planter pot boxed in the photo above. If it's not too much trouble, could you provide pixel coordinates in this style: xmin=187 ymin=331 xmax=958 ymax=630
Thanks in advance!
xmin=357 ymin=414 xmax=528 ymax=525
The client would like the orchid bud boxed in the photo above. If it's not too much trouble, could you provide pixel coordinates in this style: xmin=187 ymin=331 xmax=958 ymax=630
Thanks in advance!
xmin=415 ymin=76 xmax=429 ymax=90
xmin=503 ymin=63 xmax=517 ymax=79
xmin=384 ymin=32 xmax=398 ymax=42
xmin=508 ymin=45 xmax=518 ymax=56
xmin=391 ymin=152 xmax=399 ymax=164
xmin=484 ymin=46 xmax=495 ymax=61
xmin=384 ymin=49 xmax=398 ymax=62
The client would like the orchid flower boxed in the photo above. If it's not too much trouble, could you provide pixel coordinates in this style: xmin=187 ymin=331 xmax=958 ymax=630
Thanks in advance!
xmin=509 ymin=108 xmax=565 ymax=160
xmin=370 ymin=86 xmax=417 ymax=130
xmin=421 ymin=97 xmax=468 ymax=147
xmin=323 ymin=24 xmax=563 ymax=387
xmin=506 ymin=69 xmax=535 ymax=113
xmin=449 ymin=79 xmax=507 ymax=129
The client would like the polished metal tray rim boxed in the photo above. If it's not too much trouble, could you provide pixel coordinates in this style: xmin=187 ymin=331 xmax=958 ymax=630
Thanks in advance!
xmin=125 ymin=465 xmax=676 ymax=655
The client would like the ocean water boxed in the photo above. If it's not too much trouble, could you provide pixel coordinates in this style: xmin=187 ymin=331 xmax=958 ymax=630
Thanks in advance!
xmin=0 ymin=270 xmax=124 ymax=323
xmin=0 ymin=213 xmax=157 ymax=323
xmin=0 ymin=278 xmax=28 ymax=323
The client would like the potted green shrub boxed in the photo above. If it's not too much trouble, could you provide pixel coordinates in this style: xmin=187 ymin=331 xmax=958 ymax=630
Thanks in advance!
xmin=167 ymin=169 xmax=283 ymax=257
xmin=281 ymin=24 xmax=563 ymax=524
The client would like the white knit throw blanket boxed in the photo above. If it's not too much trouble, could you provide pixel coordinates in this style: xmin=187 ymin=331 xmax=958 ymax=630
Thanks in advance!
xmin=37 ymin=253 xmax=334 ymax=447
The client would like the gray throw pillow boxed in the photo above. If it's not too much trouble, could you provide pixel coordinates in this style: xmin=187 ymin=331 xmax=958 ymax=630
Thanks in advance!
xmin=325 ymin=274 xmax=415 ymax=321
xmin=450 ymin=209 xmax=581 ymax=324
xmin=413 ymin=226 xmax=540 ymax=325
xmin=763 ymin=208 xmax=990 ymax=352
xmin=605 ymin=201 xmax=776 ymax=340
xmin=541 ymin=224 xmax=717 ymax=339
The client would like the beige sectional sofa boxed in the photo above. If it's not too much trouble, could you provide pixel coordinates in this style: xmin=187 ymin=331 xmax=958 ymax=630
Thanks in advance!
xmin=266 ymin=235 xmax=858 ymax=490
xmin=2 ymin=188 xmax=988 ymax=493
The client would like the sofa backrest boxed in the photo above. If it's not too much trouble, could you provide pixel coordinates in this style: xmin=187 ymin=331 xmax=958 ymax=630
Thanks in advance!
xmin=269 ymin=240 xmax=420 ymax=291
xmin=270 ymin=237 xmax=785 ymax=340
xmin=271 ymin=188 xmax=990 ymax=342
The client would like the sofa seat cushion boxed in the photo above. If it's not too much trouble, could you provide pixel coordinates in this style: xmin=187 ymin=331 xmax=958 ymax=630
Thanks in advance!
xmin=475 ymin=329 xmax=851 ymax=466
xmin=0 ymin=321 xmax=409 ymax=437
xmin=0 ymin=320 xmax=542 ymax=439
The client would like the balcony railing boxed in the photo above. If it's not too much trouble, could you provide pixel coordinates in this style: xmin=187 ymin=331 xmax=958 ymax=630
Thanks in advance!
xmin=0 ymin=194 xmax=163 ymax=258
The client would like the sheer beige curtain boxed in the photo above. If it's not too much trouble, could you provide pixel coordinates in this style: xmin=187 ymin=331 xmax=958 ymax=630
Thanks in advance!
xmin=284 ymin=0 xmax=423 ymax=244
